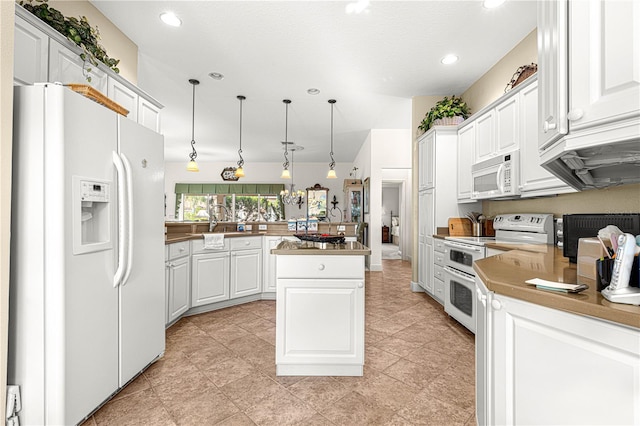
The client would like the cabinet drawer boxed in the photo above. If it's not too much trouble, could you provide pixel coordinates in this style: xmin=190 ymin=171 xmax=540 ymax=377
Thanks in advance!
xmin=191 ymin=238 xmax=230 ymax=254
xmin=434 ymin=251 xmax=445 ymax=267
xmin=230 ymin=236 xmax=262 ymax=251
xmin=433 ymin=278 xmax=445 ymax=303
xmin=433 ymin=264 xmax=445 ymax=281
xmin=168 ymin=241 xmax=190 ymax=260
xmin=434 ymin=239 xmax=446 ymax=253
xmin=277 ymin=255 xmax=364 ymax=279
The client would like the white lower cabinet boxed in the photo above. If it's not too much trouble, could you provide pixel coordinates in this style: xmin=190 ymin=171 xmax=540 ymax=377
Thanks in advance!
xmin=432 ymin=239 xmax=445 ymax=304
xmin=276 ymin=255 xmax=365 ymax=376
xmin=477 ymin=280 xmax=640 ymax=425
xmin=230 ymin=249 xmax=262 ymax=298
xmin=165 ymin=242 xmax=191 ymax=326
xmin=191 ymin=251 xmax=231 ymax=306
xmin=263 ymin=236 xmax=282 ymax=296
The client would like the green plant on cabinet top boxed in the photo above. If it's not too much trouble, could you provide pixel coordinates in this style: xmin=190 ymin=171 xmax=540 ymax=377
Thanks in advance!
xmin=418 ymin=95 xmax=471 ymax=134
xmin=18 ymin=0 xmax=120 ymax=82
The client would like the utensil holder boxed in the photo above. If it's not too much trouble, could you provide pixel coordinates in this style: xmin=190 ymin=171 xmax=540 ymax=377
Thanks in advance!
xmin=472 ymin=222 xmax=482 ymax=237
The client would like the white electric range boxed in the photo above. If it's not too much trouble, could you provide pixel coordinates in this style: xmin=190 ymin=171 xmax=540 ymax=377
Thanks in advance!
xmin=442 ymin=213 xmax=554 ymax=333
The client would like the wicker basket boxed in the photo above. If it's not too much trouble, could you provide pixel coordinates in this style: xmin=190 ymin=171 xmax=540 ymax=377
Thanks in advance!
xmin=504 ymin=63 xmax=537 ymax=93
xmin=65 ymin=84 xmax=129 ymax=117
xmin=432 ymin=116 xmax=465 ymax=127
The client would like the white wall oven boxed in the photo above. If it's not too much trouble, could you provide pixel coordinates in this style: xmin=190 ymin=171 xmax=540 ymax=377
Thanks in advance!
xmin=443 ymin=239 xmax=490 ymax=333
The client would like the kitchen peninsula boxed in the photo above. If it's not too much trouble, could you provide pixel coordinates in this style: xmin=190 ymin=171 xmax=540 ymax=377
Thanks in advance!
xmin=271 ymin=240 xmax=371 ymax=376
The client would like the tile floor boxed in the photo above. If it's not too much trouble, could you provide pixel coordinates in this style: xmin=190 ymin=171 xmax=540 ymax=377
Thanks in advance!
xmin=82 ymin=260 xmax=476 ymax=425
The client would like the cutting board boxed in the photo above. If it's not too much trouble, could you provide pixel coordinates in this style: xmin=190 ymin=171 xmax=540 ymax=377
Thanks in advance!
xmin=448 ymin=218 xmax=473 ymax=236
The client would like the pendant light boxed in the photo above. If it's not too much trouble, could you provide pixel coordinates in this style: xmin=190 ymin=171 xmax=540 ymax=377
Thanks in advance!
xmin=281 ymin=99 xmax=292 ymax=179
xmin=186 ymin=78 xmax=200 ymax=172
xmin=327 ymin=99 xmax=337 ymax=179
xmin=234 ymin=95 xmax=246 ymax=178
xmin=280 ymin=146 xmax=305 ymax=208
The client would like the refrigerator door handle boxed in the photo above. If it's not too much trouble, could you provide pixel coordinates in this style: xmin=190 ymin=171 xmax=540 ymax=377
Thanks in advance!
xmin=112 ymin=151 xmax=127 ymax=288
xmin=121 ymin=153 xmax=134 ymax=286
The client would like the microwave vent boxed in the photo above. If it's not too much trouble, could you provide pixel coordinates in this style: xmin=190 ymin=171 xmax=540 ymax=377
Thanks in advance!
xmin=562 ymin=213 xmax=640 ymax=263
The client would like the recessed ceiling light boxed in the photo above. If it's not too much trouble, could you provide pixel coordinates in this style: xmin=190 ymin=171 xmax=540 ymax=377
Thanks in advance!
xmin=307 ymin=88 xmax=320 ymax=95
xmin=483 ymin=0 xmax=506 ymax=9
xmin=208 ymin=72 xmax=224 ymax=81
xmin=159 ymin=12 xmax=181 ymax=27
xmin=441 ymin=54 xmax=459 ymax=65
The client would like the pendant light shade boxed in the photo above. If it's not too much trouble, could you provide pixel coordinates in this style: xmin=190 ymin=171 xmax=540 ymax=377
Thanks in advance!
xmin=186 ymin=78 xmax=200 ymax=172
xmin=327 ymin=99 xmax=337 ymax=179
xmin=234 ymin=95 xmax=246 ymax=178
xmin=281 ymin=99 xmax=292 ymax=179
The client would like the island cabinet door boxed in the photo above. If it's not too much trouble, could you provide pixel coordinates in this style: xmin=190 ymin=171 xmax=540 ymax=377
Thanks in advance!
xmin=191 ymin=252 xmax=230 ymax=306
xmin=276 ymin=279 xmax=365 ymax=366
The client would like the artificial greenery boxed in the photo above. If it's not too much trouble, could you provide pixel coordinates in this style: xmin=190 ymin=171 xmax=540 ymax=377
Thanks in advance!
xmin=18 ymin=0 xmax=120 ymax=81
xmin=418 ymin=95 xmax=470 ymax=133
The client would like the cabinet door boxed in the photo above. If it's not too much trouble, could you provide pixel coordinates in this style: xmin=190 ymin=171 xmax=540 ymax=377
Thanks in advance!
xmin=519 ymin=81 xmax=575 ymax=197
xmin=167 ymin=256 xmax=190 ymax=324
xmin=537 ymin=0 xmax=568 ymax=150
xmin=263 ymin=237 xmax=281 ymax=293
xmin=49 ymin=39 xmax=107 ymax=92
xmin=230 ymin=249 xmax=262 ymax=298
xmin=457 ymin=123 xmax=475 ymax=201
xmin=418 ymin=241 xmax=426 ymax=291
xmin=423 ymin=131 xmax=435 ymax=189
xmin=495 ymin=95 xmax=519 ymax=154
xmin=14 ymin=16 xmax=49 ymax=86
xmin=107 ymin=78 xmax=138 ymax=122
xmin=490 ymin=294 xmax=640 ymax=425
xmin=138 ymin=97 xmax=162 ymax=133
xmin=475 ymin=110 xmax=495 ymax=163
xmin=423 ymin=189 xmax=435 ymax=245
xmin=568 ymin=0 xmax=640 ymax=132
xmin=191 ymin=252 xmax=230 ymax=306
xmin=424 ymin=244 xmax=433 ymax=295
xmin=276 ymin=278 xmax=364 ymax=365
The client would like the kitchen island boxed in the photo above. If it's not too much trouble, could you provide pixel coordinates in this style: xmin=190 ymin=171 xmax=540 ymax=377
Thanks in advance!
xmin=271 ymin=240 xmax=371 ymax=376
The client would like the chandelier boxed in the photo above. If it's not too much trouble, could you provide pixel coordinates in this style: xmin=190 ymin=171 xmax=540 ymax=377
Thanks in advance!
xmin=280 ymin=147 xmax=305 ymax=208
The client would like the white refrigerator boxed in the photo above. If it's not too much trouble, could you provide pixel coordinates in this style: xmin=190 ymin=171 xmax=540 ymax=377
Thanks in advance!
xmin=9 ymin=83 xmax=165 ymax=425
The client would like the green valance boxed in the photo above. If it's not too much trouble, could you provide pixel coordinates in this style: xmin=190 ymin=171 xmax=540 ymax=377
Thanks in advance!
xmin=175 ymin=183 xmax=285 ymax=195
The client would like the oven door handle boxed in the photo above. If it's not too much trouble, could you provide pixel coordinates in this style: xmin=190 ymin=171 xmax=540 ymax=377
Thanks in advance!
xmin=444 ymin=266 xmax=475 ymax=283
xmin=444 ymin=241 xmax=483 ymax=252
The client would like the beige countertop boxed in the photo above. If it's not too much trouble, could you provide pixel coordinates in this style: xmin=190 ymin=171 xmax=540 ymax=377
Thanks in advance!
xmin=271 ymin=240 xmax=371 ymax=255
xmin=165 ymin=232 xmax=267 ymax=244
xmin=475 ymin=246 xmax=640 ymax=329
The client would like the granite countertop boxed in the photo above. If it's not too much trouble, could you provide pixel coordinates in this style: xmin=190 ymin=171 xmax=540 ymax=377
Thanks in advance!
xmin=474 ymin=246 xmax=640 ymax=329
xmin=271 ymin=240 xmax=371 ymax=255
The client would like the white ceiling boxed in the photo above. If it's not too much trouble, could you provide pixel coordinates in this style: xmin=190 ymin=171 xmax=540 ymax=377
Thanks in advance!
xmin=91 ymin=0 xmax=537 ymax=164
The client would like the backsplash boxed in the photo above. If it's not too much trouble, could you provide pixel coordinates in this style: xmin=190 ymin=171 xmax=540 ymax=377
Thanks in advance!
xmin=482 ymin=183 xmax=640 ymax=218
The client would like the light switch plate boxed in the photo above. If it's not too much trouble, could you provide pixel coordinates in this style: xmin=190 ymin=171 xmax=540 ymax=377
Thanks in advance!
xmin=337 ymin=225 xmax=346 ymax=231
xmin=259 ymin=224 xmax=267 ymax=230
xmin=245 ymin=224 xmax=252 ymax=231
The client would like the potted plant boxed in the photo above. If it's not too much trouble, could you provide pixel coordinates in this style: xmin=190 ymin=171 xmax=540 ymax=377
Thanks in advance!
xmin=418 ymin=95 xmax=470 ymax=134
xmin=19 ymin=0 xmax=120 ymax=82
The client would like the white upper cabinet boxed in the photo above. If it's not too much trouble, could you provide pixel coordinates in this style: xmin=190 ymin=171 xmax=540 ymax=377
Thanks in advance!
xmin=495 ymin=95 xmax=519 ymax=153
xmin=457 ymin=122 xmax=475 ymax=202
xmin=14 ymin=15 xmax=48 ymax=86
xmin=138 ymin=97 xmax=162 ymax=133
xmin=107 ymin=78 xmax=138 ymax=122
xmin=418 ymin=131 xmax=435 ymax=191
xmin=49 ymin=39 xmax=108 ymax=93
xmin=537 ymin=0 xmax=569 ymax=150
xmin=568 ymin=0 xmax=640 ymax=132
xmin=518 ymin=80 xmax=575 ymax=197
xmin=474 ymin=111 xmax=495 ymax=163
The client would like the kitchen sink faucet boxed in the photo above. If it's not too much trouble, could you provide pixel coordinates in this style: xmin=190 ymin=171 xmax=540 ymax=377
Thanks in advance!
xmin=209 ymin=204 xmax=231 ymax=232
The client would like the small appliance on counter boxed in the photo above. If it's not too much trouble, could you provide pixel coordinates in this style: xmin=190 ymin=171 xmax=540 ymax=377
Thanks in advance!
xmin=563 ymin=213 xmax=640 ymax=263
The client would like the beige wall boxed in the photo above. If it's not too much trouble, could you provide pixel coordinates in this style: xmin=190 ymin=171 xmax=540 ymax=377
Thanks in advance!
xmin=0 ymin=1 xmax=14 ymax=420
xmin=48 ymin=0 xmax=138 ymax=84
xmin=462 ymin=30 xmax=538 ymax=113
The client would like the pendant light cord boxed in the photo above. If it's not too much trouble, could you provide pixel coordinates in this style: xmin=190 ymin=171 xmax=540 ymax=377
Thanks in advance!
xmin=237 ymin=95 xmax=245 ymax=168
xmin=283 ymin=99 xmax=291 ymax=169
xmin=328 ymin=99 xmax=336 ymax=169
xmin=189 ymin=80 xmax=198 ymax=162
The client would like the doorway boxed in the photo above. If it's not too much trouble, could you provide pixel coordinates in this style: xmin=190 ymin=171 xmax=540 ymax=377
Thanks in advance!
xmin=381 ymin=183 xmax=402 ymax=260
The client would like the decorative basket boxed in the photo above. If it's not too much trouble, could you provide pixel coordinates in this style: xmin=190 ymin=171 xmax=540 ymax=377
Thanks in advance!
xmin=504 ymin=63 xmax=537 ymax=93
xmin=432 ymin=116 xmax=465 ymax=127
xmin=65 ymin=84 xmax=129 ymax=117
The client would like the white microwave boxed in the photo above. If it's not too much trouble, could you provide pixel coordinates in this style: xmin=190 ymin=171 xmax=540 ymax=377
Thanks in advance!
xmin=471 ymin=150 xmax=520 ymax=200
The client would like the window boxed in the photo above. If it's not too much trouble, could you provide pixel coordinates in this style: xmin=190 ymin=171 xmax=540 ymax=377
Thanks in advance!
xmin=176 ymin=183 xmax=286 ymax=222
